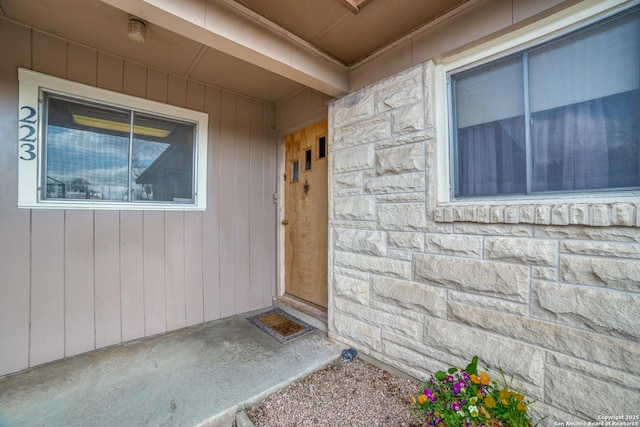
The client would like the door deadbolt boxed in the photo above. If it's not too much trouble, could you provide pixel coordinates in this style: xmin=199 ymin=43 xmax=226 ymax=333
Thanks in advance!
xmin=281 ymin=219 xmax=289 ymax=225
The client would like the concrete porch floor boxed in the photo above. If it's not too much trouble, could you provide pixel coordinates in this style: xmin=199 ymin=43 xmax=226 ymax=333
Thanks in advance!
xmin=0 ymin=306 xmax=343 ymax=427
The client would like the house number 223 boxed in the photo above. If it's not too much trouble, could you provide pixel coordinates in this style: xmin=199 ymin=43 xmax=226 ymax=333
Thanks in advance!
xmin=19 ymin=106 xmax=37 ymax=161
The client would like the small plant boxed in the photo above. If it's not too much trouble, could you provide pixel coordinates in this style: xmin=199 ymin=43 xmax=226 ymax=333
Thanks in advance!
xmin=411 ymin=356 xmax=534 ymax=427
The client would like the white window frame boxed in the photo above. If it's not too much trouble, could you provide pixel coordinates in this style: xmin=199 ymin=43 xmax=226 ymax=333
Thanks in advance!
xmin=434 ymin=0 xmax=640 ymax=218
xmin=17 ymin=68 xmax=208 ymax=211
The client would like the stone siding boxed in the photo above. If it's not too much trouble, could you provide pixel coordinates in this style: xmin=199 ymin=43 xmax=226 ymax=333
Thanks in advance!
xmin=328 ymin=61 xmax=640 ymax=424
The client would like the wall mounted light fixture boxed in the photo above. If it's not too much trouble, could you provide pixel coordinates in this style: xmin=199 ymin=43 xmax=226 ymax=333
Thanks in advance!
xmin=128 ymin=16 xmax=147 ymax=43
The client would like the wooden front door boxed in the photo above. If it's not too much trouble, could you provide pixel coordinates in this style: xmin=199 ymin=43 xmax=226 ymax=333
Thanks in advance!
xmin=284 ymin=121 xmax=328 ymax=308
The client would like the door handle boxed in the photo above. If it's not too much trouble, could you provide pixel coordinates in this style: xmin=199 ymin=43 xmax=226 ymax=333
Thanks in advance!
xmin=281 ymin=219 xmax=289 ymax=225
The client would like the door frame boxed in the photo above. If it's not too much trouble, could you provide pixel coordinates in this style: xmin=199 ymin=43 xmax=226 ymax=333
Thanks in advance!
xmin=275 ymin=114 xmax=330 ymax=309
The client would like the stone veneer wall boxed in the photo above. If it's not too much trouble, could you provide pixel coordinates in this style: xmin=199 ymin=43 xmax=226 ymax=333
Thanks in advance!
xmin=327 ymin=61 xmax=640 ymax=423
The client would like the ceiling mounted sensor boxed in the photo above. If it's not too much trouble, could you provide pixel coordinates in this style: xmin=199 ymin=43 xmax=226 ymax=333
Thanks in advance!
xmin=128 ymin=16 xmax=147 ymax=43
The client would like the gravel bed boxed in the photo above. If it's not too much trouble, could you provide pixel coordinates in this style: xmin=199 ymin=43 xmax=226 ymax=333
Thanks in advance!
xmin=244 ymin=357 xmax=423 ymax=426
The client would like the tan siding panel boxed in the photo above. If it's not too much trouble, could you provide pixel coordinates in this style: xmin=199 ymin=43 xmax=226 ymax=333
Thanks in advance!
xmin=146 ymin=68 xmax=168 ymax=104
xmin=264 ymin=104 xmax=277 ymax=306
xmin=411 ymin=0 xmax=512 ymax=65
xmin=168 ymin=75 xmax=187 ymax=108
xmin=97 ymin=53 xmax=124 ymax=93
xmin=67 ymin=44 xmax=97 ymax=86
xmin=249 ymin=100 xmax=266 ymax=310
xmin=0 ymin=18 xmax=31 ymax=375
xmin=94 ymin=211 xmax=122 ymax=348
xmin=187 ymin=80 xmax=205 ymax=112
xmin=120 ymin=211 xmax=145 ymax=342
xmin=123 ymin=61 xmax=146 ymax=98
xmin=235 ymin=96 xmax=251 ymax=313
xmin=184 ymin=212 xmax=204 ymax=326
xmin=165 ymin=211 xmax=186 ymax=331
xmin=64 ymin=210 xmax=95 ymax=357
xmin=143 ymin=211 xmax=166 ymax=336
xmin=219 ymin=91 xmax=237 ymax=317
xmin=202 ymin=86 xmax=222 ymax=322
xmin=32 ymin=31 xmax=66 ymax=78
xmin=30 ymin=211 xmax=65 ymax=366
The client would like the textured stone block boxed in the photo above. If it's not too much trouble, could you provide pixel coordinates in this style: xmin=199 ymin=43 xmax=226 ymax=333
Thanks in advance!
xmin=591 ymin=204 xmax=611 ymax=226
xmin=334 ymin=196 xmax=375 ymax=221
xmin=372 ymin=276 xmax=446 ymax=318
xmin=340 ymin=118 xmax=391 ymax=148
xmin=334 ymin=274 xmax=370 ymax=305
xmin=334 ymin=228 xmax=387 ymax=256
xmin=537 ymin=225 xmax=640 ymax=242
xmin=414 ymin=255 xmax=528 ymax=302
xmin=375 ymin=143 xmax=424 ymax=175
xmin=545 ymin=365 xmax=640 ymax=420
xmin=332 ymin=312 xmax=382 ymax=352
xmin=531 ymin=266 xmax=556 ymax=280
xmin=333 ymin=144 xmax=375 ymax=173
xmin=570 ymin=204 xmax=590 ymax=225
xmin=453 ymin=223 xmax=533 ymax=237
xmin=520 ymin=205 xmax=535 ymax=223
xmin=388 ymin=232 xmax=424 ymax=251
xmin=377 ymin=82 xmax=422 ymax=113
xmin=332 ymin=92 xmax=374 ymax=126
xmin=531 ymin=281 xmax=640 ymax=339
xmin=548 ymin=352 xmax=640 ymax=392
xmin=391 ymin=103 xmax=424 ymax=134
xmin=560 ymin=241 xmax=640 ymax=259
xmin=387 ymin=249 xmax=412 ymax=260
xmin=611 ymin=202 xmax=637 ymax=226
xmin=376 ymin=192 xmax=426 ymax=203
xmin=424 ymin=317 xmax=545 ymax=386
xmin=560 ymin=255 xmax=640 ymax=292
xmin=484 ymin=237 xmax=556 ymax=266
xmin=333 ymin=266 xmax=370 ymax=281
xmin=447 ymin=301 xmax=640 ymax=375
xmin=364 ymin=172 xmax=425 ymax=194
xmin=448 ymin=290 xmax=528 ymax=316
xmin=335 ymin=298 xmax=421 ymax=340
xmin=535 ymin=205 xmax=551 ymax=224
xmin=375 ymin=129 xmax=434 ymax=150
xmin=425 ymin=234 xmax=482 ymax=257
xmin=334 ymin=251 xmax=411 ymax=279
xmin=334 ymin=171 xmax=362 ymax=189
xmin=377 ymin=203 xmax=428 ymax=231
xmin=504 ymin=206 xmax=520 ymax=223
xmin=551 ymin=204 xmax=570 ymax=225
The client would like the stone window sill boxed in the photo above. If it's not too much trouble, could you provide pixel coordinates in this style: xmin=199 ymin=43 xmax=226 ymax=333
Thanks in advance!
xmin=434 ymin=200 xmax=640 ymax=227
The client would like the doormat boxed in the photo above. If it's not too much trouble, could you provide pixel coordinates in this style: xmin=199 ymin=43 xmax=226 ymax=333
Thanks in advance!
xmin=248 ymin=308 xmax=316 ymax=344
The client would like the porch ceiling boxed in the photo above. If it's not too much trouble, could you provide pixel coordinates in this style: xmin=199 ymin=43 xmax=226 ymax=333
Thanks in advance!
xmin=0 ymin=0 xmax=470 ymax=104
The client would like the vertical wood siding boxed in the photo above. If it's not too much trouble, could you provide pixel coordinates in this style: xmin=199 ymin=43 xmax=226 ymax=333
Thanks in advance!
xmin=0 ymin=20 xmax=277 ymax=376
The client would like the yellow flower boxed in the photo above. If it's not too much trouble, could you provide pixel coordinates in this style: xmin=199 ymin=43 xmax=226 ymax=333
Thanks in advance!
xmin=480 ymin=372 xmax=490 ymax=385
xmin=515 ymin=393 xmax=525 ymax=401
xmin=471 ymin=374 xmax=480 ymax=384
xmin=499 ymin=389 xmax=513 ymax=401
xmin=484 ymin=395 xmax=496 ymax=408
xmin=517 ymin=402 xmax=527 ymax=411
xmin=480 ymin=406 xmax=490 ymax=418
xmin=418 ymin=394 xmax=428 ymax=404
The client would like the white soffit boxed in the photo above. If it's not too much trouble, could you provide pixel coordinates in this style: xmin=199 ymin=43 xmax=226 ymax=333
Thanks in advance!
xmin=99 ymin=0 xmax=350 ymax=97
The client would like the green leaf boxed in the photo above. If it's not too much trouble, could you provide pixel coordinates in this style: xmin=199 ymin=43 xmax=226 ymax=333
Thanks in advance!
xmin=465 ymin=356 xmax=479 ymax=375
xmin=434 ymin=370 xmax=446 ymax=381
xmin=448 ymin=367 xmax=458 ymax=374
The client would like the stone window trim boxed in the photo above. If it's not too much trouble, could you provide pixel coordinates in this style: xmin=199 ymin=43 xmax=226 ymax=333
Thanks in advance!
xmin=433 ymin=200 xmax=640 ymax=227
xmin=430 ymin=0 xmax=640 ymax=228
